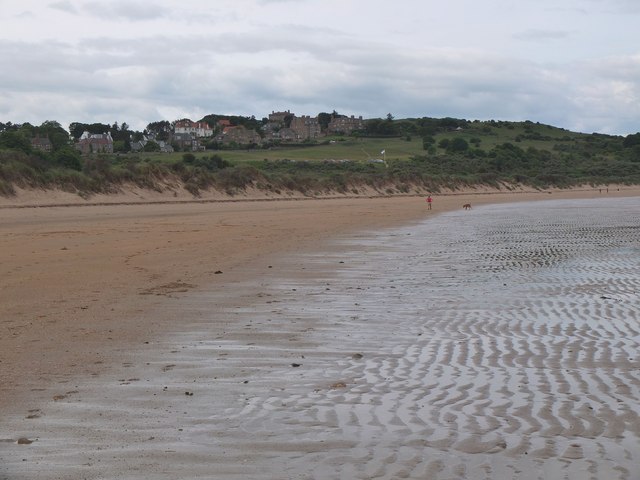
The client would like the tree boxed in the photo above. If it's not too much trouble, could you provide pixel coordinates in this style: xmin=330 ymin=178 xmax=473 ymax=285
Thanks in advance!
xmin=422 ymin=135 xmax=435 ymax=150
xmin=143 ymin=140 xmax=161 ymax=152
xmin=146 ymin=121 xmax=171 ymax=141
xmin=54 ymin=147 xmax=82 ymax=171
xmin=318 ymin=112 xmax=332 ymax=130
xmin=37 ymin=120 xmax=70 ymax=151
xmin=0 ymin=130 xmax=31 ymax=153
xmin=449 ymin=137 xmax=469 ymax=152
xmin=623 ymin=132 xmax=640 ymax=148
xmin=386 ymin=113 xmax=394 ymax=121
xmin=438 ymin=138 xmax=450 ymax=149
xmin=284 ymin=113 xmax=294 ymax=128
xmin=364 ymin=118 xmax=398 ymax=136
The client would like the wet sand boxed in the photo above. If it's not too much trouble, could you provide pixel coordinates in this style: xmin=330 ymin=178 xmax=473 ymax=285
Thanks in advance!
xmin=1 ymin=187 xmax=639 ymax=479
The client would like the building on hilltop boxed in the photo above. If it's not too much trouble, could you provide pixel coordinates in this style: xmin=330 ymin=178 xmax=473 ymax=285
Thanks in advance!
xmin=327 ymin=115 xmax=364 ymax=135
xmin=271 ymin=127 xmax=297 ymax=142
xmin=76 ymin=131 xmax=113 ymax=154
xmin=130 ymin=134 xmax=175 ymax=153
xmin=31 ymin=135 xmax=52 ymax=152
xmin=170 ymin=132 xmax=201 ymax=152
xmin=174 ymin=119 xmax=213 ymax=138
xmin=217 ymin=125 xmax=261 ymax=145
xmin=268 ymin=110 xmax=291 ymax=124
xmin=290 ymin=115 xmax=322 ymax=141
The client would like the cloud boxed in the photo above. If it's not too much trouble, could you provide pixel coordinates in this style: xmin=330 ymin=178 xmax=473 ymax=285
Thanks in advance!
xmin=82 ymin=1 xmax=170 ymax=21
xmin=48 ymin=1 xmax=78 ymax=14
xmin=0 ymin=31 xmax=626 ymax=133
xmin=1 ymin=2 xmax=639 ymax=135
xmin=513 ymin=29 xmax=573 ymax=41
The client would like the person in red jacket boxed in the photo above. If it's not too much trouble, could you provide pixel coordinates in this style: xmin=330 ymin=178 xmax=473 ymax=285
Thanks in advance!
xmin=426 ymin=195 xmax=432 ymax=210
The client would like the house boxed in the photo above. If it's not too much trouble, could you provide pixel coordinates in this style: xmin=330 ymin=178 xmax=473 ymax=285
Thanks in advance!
xmin=327 ymin=115 xmax=364 ymax=135
xmin=171 ymin=133 xmax=201 ymax=152
xmin=290 ymin=115 xmax=322 ymax=140
xmin=274 ymin=128 xmax=297 ymax=142
xmin=268 ymin=110 xmax=291 ymax=124
xmin=218 ymin=125 xmax=261 ymax=145
xmin=31 ymin=136 xmax=52 ymax=152
xmin=174 ymin=119 xmax=213 ymax=138
xmin=76 ymin=131 xmax=113 ymax=154
xmin=131 ymin=134 xmax=175 ymax=153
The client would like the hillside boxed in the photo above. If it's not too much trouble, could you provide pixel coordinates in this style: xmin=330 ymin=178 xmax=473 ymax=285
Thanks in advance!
xmin=1 ymin=118 xmax=639 ymax=201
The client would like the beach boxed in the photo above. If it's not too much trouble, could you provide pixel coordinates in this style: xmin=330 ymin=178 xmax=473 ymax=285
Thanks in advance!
xmin=1 ymin=186 xmax=639 ymax=479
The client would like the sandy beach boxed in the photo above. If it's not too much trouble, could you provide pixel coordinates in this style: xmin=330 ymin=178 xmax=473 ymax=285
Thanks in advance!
xmin=1 ymin=186 xmax=639 ymax=479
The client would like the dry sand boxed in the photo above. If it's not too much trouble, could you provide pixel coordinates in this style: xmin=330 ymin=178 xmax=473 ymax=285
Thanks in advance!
xmin=1 ymin=185 xmax=638 ymax=479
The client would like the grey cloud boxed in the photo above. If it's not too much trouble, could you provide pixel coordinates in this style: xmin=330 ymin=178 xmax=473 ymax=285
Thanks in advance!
xmin=82 ymin=1 xmax=170 ymax=21
xmin=513 ymin=29 xmax=572 ymax=41
xmin=585 ymin=0 xmax=640 ymax=14
xmin=48 ymin=1 xmax=78 ymax=14
xmin=1 ymin=28 xmax=638 ymax=135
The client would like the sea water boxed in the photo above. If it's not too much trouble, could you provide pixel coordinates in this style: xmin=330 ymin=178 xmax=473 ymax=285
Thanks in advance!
xmin=207 ymin=196 xmax=640 ymax=479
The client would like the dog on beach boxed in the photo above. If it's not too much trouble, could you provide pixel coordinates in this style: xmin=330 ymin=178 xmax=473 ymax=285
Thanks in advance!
xmin=463 ymin=203 xmax=472 ymax=210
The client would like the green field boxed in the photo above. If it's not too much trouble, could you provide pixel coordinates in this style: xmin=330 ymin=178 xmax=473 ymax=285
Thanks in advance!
xmin=219 ymin=137 xmax=423 ymax=163
xmin=149 ymin=121 xmax=592 ymax=165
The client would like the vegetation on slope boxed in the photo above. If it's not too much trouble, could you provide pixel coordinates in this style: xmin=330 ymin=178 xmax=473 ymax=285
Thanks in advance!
xmin=1 ymin=118 xmax=639 ymax=198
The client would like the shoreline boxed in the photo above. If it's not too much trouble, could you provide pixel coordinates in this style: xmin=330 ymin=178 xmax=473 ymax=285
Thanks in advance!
xmin=0 ymin=183 xmax=634 ymax=209
xmin=1 ymin=185 xmax=639 ymax=414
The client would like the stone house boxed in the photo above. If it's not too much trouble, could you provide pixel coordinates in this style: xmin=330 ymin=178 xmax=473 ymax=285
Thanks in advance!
xmin=31 ymin=136 xmax=52 ymax=152
xmin=218 ymin=125 xmax=261 ymax=145
xmin=217 ymin=119 xmax=232 ymax=130
xmin=171 ymin=133 xmax=201 ymax=152
xmin=268 ymin=110 xmax=291 ymax=124
xmin=290 ymin=115 xmax=322 ymax=140
xmin=131 ymin=134 xmax=175 ymax=153
xmin=274 ymin=128 xmax=297 ymax=142
xmin=328 ymin=115 xmax=364 ymax=135
xmin=76 ymin=131 xmax=113 ymax=154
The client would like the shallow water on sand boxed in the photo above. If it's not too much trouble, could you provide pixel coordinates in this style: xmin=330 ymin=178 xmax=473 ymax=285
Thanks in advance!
xmin=2 ymin=197 xmax=639 ymax=479
xmin=219 ymin=196 xmax=640 ymax=480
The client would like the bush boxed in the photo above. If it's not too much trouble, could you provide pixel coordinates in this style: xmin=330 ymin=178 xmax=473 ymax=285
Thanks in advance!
xmin=54 ymin=147 xmax=82 ymax=171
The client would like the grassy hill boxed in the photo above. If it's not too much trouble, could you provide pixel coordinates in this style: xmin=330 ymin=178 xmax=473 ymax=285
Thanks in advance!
xmin=1 ymin=117 xmax=639 ymax=199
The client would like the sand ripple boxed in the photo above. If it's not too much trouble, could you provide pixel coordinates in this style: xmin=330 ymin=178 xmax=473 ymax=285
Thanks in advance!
xmin=2 ymin=197 xmax=639 ymax=479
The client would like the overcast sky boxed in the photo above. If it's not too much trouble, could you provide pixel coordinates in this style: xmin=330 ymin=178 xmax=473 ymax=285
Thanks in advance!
xmin=1 ymin=0 xmax=639 ymax=135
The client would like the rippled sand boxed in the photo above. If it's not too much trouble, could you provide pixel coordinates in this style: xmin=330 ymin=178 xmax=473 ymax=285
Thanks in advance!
xmin=2 ymin=196 xmax=639 ymax=479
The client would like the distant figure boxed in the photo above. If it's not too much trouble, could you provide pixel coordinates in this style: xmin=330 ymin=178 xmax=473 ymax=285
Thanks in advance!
xmin=463 ymin=203 xmax=472 ymax=210
xmin=426 ymin=195 xmax=432 ymax=210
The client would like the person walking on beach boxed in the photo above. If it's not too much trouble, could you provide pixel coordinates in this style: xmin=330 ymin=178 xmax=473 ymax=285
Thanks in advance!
xmin=426 ymin=195 xmax=432 ymax=210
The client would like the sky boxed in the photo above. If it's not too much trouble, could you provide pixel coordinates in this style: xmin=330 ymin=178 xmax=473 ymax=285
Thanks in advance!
xmin=0 ymin=0 xmax=639 ymax=135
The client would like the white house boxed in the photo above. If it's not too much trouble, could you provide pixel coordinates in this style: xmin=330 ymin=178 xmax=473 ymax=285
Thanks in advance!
xmin=174 ymin=119 xmax=213 ymax=137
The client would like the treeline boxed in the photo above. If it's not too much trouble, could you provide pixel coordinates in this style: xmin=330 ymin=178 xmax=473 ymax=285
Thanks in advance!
xmin=410 ymin=142 xmax=640 ymax=187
